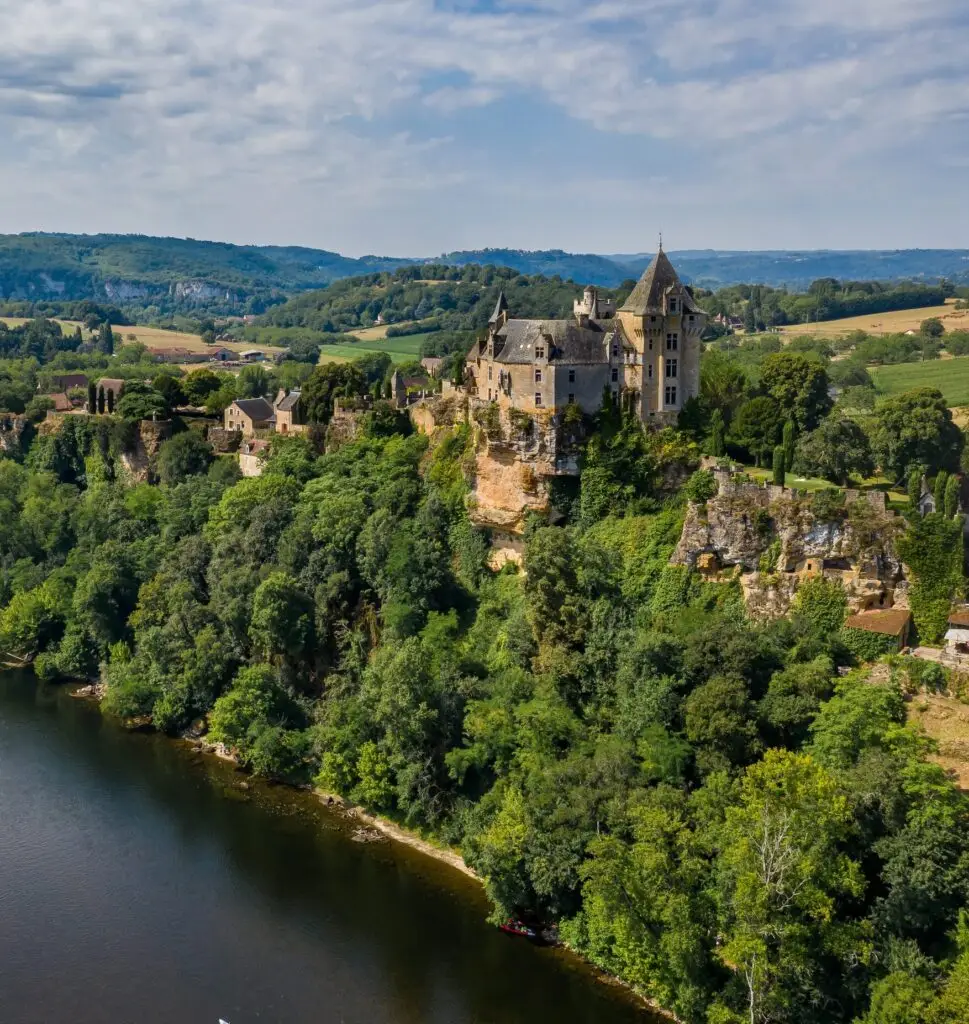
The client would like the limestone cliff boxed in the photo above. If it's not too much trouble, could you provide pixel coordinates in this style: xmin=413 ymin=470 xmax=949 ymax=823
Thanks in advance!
xmin=118 ymin=419 xmax=173 ymax=484
xmin=673 ymin=467 xmax=907 ymax=618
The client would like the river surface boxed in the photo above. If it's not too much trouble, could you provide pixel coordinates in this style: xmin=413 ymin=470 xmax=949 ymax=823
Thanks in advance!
xmin=0 ymin=673 xmax=655 ymax=1024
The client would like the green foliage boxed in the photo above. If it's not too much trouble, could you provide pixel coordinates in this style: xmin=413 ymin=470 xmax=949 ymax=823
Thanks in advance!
xmin=791 ymin=575 xmax=848 ymax=638
xmin=157 ymin=431 xmax=212 ymax=485
xmin=730 ymin=396 xmax=783 ymax=466
xmin=872 ymin=389 xmax=964 ymax=482
xmin=684 ymin=469 xmax=717 ymax=505
xmin=897 ymin=515 xmax=965 ymax=643
xmin=795 ymin=416 xmax=875 ymax=485
xmin=840 ymin=626 xmax=900 ymax=662
xmin=759 ymin=351 xmax=833 ymax=431
xmin=772 ymin=446 xmax=785 ymax=486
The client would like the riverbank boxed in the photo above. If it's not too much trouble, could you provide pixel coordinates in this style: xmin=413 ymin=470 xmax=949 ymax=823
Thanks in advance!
xmin=68 ymin=682 xmax=666 ymax=1021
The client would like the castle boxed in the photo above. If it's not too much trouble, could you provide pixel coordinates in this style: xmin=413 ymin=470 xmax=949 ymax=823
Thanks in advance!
xmin=465 ymin=248 xmax=706 ymax=424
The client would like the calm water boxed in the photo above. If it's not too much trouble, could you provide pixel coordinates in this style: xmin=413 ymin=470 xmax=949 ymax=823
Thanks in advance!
xmin=0 ymin=673 xmax=654 ymax=1024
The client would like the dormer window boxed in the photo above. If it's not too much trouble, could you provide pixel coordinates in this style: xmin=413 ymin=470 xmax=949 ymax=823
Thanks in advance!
xmin=535 ymin=346 xmax=545 ymax=360
xmin=669 ymin=298 xmax=677 ymax=313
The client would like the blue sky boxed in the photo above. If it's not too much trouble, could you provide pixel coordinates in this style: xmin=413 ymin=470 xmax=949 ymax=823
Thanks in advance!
xmin=1 ymin=0 xmax=967 ymax=255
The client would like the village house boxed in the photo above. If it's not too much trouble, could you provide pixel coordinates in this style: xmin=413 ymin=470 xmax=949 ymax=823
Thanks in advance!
xmin=465 ymin=248 xmax=705 ymax=424
xmin=96 ymin=378 xmax=126 ymax=410
xmin=272 ymin=389 xmax=307 ymax=435
xmin=224 ymin=397 xmax=274 ymax=436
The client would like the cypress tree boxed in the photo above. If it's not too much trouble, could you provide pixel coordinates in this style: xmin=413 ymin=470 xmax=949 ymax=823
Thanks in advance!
xmin=772 ymin=446 xmax=786 ymax=487
xmin=106 ymin=388 xmax=115 ymax=415
xmin=934 ymin=471 xmax=949 ymax=513
xmin=908 ymin=469 xmax=923 ymax=512
xmin=87 ymin=381 xmax=97 ymax=415
xmin=782 ymin=419 xmax=796 ymax=471
xmin=945 ymin=475 xmax=961 ymax=519
xmin=97 ymin=386 xmax=105 ymax=415
xmin=710 ymin=409 xmax=726 ymax=457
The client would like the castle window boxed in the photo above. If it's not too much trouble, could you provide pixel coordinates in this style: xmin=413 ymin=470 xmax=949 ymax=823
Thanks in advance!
xmin=669 ymin=298 xmax=677 ymax=313
xmin=534 ymin=393 xmax=543 ymax=407
xmin=535 ymin=346 xmax=545 ymax=360
xmin=611 ymin=368 xmax=619 ymax=382
xmin=666 ymin=333 xmax=678 ymax=351
xmin=488 ymin=365 xmax=493 ymax=380
xmin=688 ymin=315 xmax=695 ymax=323
xmin=650 ymin=316 xmax=657 ymax=323
xmin=568 ymin=394 xmax=575 ymax=404
xmin=666 ymin=358 xmax=678 ymax=379
xmin=568 ymin=369 xmax=575 ymax=384
xmin=665 ymin=385 xmax=678 ymax=406
xmin=612 ymin=344 xmax=619 ymax=357
xmin=535 ymin=368 xmax=542 ymax=383
xmin=648 ymin=364 xmax=653 ymax=379
xmin=649 ymin=339 xmax=653 ymax=351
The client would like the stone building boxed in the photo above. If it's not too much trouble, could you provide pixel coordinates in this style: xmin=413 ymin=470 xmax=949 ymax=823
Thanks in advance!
xmin=224 ymin=397 xmax=274 ymax=436
xmin=272 ymin=388 xmax=307 ymax=435
xmin=465 ymin=248 xmax=705 ymax=424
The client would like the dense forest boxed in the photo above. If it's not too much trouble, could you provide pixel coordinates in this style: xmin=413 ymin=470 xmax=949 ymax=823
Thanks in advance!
xmin=3 ymin=234 xmax=969 ymax=327
xmin=0 ymin=310 xmax=969 ymax=1021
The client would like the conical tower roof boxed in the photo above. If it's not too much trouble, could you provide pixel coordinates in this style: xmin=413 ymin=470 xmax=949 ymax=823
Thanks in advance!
xmin=619 ymin=250 xmax=684 ymax=315
xmin=489 ymin=291 xmax=509 ymax=325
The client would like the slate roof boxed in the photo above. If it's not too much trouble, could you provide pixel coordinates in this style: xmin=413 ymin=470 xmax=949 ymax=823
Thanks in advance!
xmin=620 ymin=250 xmax=703 ymax=315
xmin=494 ymin=319 xmax=612 ymax=366
xmin=232 ymin=398 xmax=274 ymax=421
xmin=489 ymin=292 xmax=509 ymax=325
xmin=844 ymin=609 xmax=912 ymax=637
xmin=275 ymin=391 xmax=302 ymax=413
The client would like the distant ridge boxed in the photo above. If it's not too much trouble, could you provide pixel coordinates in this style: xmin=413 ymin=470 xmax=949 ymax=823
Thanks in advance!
xmin=0 ymin=233 xmax=966 ymax=316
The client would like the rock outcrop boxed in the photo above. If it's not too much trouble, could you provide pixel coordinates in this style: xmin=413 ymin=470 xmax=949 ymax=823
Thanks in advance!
xmin=119 ymin=419 xmax=173 ymax=483
xmin=673 ymin=466 xmax=907 ymax=618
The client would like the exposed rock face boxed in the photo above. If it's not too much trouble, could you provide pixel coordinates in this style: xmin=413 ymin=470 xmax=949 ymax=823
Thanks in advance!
xmin=673 ymin=468 xmax=907 ymax=618
xmin=207 ymin=426 xmax=242 ymax=454
xmin=0 ymin=414 xmax=30 ymax=459
xmin=119 ymin=419 xmax=173 ymax=483
xmin=408 ymin=393 xmax=468 ymax=435
xmin=170 ymin=280 xmax=233 ymax=304
xmin=103 ymin=280 xmax=150 ymax=302
xmin=468 ymin=404 xmax=585 ymax=533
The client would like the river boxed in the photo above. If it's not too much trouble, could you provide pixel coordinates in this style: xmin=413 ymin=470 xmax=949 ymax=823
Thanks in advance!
xmin=0 ymin=673 xmax=655 ymax=1024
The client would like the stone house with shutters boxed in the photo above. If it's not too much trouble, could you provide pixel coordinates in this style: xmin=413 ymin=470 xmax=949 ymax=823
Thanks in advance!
xmin=465 ymin=248 xmax=705 ymax=425
xmin=224 ymin=397 xmax=274 ymax=436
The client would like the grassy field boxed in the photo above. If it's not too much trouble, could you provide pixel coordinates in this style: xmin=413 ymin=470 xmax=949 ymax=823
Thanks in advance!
xmin=870 ymin=356 xmax=969 ymax=407
xmin=780 ymin=299 xmax=967 ymax=338
xmin=318 ymin=332 xmax=432 ymax=365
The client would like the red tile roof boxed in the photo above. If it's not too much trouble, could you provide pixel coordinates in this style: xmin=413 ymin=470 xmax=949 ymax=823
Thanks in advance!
xmin=844 ymin=609 xmax=912 ymax=637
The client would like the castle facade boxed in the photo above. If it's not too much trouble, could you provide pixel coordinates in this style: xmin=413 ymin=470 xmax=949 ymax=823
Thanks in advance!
xmin=465 ymin=249 xmax=705 ymax=424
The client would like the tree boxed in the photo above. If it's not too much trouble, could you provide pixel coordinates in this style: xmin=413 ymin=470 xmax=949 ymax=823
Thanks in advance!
xmin=87 ymin=381 xmax=97 ymax=415
xmin=96 ymin=321 xmax=114 ymax=355
xmin=934 ymin=471 xmax=949 ymax=514
xmin=944 ymin=474 xmax=961 ymax=518
xmin=772 ymin=446 xmax=785 ymax=486
xmin=759 ymin=352 xmax=832 ymax=431
xmin=782 ymin=419 xmax=796 ymax=472
xmin=730 ymin=396 xmax=783 ymax=467
xmin=116 ymin=381 xmax=167 ymax=420
xmin=182 ymin=368 xmax=222 ymax=406
xmin=908 ymin=469 xmax=924 ymax=512
xmin=106 ymin=386 xmax=115 ymax=414
xmin=249 ymin=571 xmax=315 ymax=662
xmin=684 ymin=675 xmax=760 ymax=775
xmin=302 ymin=363 xmax=367 ymax=424
xmin=857 ymin=972 xmax=935 ymax=1024
xmin=152 ymin=374 xmax=185 ymax=411
xmin=97 ymin=385 xmax=105 ymax=415
xmin=237 ymin=364 xmax=271 ymax=399
xmin=871 ymin=389 xmax=964 ymax=482
xmin=711 ymin=409 xmax=726 ymax=457
xmin=794 ymin=417 xmax=875 ymax=485
xmin=701 ymin=351 xmax=748 ymax=426
xmin=708 ymin=750 xmax=867 ymax=1024
xmin=920 ymin=317 xmax=945 ymax=339
xmin=157 ymin=431 xmax=213 ymax=485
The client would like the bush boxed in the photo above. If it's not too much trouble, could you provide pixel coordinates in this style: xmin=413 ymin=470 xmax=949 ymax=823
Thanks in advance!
xmin=840 ymin=626 xmax=899 ymax=662
xmin=684 ymin=469 xmax=717 ymax=505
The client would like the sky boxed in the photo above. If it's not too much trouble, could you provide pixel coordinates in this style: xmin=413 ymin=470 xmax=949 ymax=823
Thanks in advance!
xmin=1 ymin=0 xmax=968 ymax=256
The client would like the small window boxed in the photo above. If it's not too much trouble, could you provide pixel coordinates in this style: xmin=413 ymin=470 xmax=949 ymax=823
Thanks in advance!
xmin=568 ymin=393 xmax=575 ymax=404
xmin=650 ymin=316 xmax=657 ymax=323
xmin=665 ymin=385 xmax=678 ymax=406
xmin=535 ymin=347 xmax=545 ymax=360
xmin=669 ymin=298 xmax=677 ymax=313
xmin=534 ymin=393 xmax=543 ymax=407
xmin=535 ymin=368 xmax=542 ymax=383
xmin=666 ymin=333 xmax=678 ymax=351
xmin=688 ymin=315 xmax=695 ymax=323
xmin=611 ymin=368 xmax=619 ymax=382
xmin=568 ymin=369 xmax=576 ymax=384
xmin=612 ymin=345 xmax=619 ymax=357
xmin=488 ymin=365 xmax=493 ymax=380
xmin=666 ymin=359 xmax=678 ymax=379
xmin=648 ymin=364 xmax=653 ymax=379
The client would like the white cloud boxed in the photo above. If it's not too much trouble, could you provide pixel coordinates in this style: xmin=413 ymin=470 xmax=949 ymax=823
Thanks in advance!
xmin=0 ymin=0 xmax=967 ymax=250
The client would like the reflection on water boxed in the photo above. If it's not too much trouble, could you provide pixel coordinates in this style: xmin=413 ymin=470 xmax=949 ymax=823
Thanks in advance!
xmin=0 ymin=673 xmax=654 ymax=1024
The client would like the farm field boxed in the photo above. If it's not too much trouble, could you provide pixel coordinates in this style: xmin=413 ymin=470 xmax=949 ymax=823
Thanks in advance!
xmin=318 ymin=332 xmax=432 ymax=365
xmin=780 ymin=299 xmax=967 ymax=337
xmin=870 ymin=355 xmax=969 ymax=408
xmin=0 ymin=318 xmax=281 ymax=357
